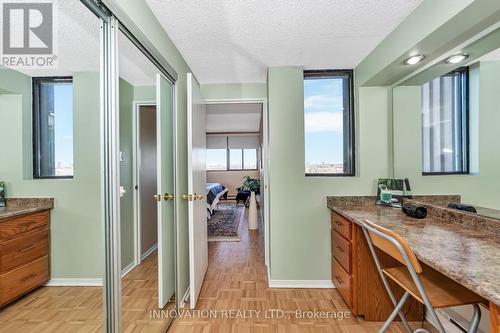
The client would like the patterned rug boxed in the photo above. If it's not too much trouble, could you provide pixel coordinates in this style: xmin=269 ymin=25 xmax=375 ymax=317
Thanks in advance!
xmin=208 ymin=202 xmax=244 ymax=242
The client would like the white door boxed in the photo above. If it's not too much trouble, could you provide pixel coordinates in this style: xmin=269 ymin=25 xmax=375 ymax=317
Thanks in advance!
xmin=156 ymin=74 xmax=176 ymax=308
xmin=187 ymin=73 xmax=207 ymax=308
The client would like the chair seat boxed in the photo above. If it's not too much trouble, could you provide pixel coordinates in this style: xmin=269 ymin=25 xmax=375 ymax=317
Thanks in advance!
xmin=382 ymin=266 xmax=484 ymax=308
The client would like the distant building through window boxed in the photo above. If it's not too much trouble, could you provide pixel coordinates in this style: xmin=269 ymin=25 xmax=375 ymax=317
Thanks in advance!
xmin=304 ymin=70 xmax=355 ymax=176
xmin=33 ymin=77 xmax=74 ymax=178
xmin=206 ymin=148 xmax=258 ymax=171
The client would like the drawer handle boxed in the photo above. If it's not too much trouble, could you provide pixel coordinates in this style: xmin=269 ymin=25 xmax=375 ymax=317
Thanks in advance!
xmin=19 ymin=245 xmax=37 ymax=253
xmin=336 ymin=246 xmax=344 ymax=253
xmin=335 ymin=276 xmax=344 ymax=284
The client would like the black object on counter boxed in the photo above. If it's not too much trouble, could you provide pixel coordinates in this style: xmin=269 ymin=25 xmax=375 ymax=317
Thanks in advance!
xmin=402 ymin=203 xmax=427 ymax=219
xmin=447 ymin=202 xmax=477 ymax=213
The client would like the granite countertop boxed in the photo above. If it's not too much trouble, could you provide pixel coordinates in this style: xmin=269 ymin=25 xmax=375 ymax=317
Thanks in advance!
xmin=0 ymin=198 xmax=54 ymax=220
xmin=327 ymin=196 xmax=500 ymax=306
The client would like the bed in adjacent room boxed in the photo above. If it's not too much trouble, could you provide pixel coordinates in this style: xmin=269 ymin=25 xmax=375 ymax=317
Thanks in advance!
xmin=206 ymin=182 xmax=228 ymax=216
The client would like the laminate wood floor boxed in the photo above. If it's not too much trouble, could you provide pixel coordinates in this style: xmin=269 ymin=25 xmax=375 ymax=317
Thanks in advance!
xmin=169 ymin=208 xmax=431 ymax=333
xmin=0 ymin=207 xmax=432 ymax=333
xmin=0 ymin=251 xmax=172 ymax=333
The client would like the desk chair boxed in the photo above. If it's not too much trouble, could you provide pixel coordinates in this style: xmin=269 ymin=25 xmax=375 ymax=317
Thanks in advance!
xmin=361 ymin=219 xmax=483 ymax=333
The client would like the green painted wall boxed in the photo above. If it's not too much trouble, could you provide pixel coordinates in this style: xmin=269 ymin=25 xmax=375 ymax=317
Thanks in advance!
xmin=105 ymin=0 xmax=193 ymax=299
xmin=392 ymin=61 xmax=500 ymax=209
xmin=267 ymin=67 xmax=391 ymax=280
xmin=201 ymin=83 xmax=267 ymax=100
xmin=134 ymin=85 xmax=156 ymax=101
xmin=0 ymin=71 xmax=104 ymax=278
xmin=119 ymin=79 xmax=135 ymax=270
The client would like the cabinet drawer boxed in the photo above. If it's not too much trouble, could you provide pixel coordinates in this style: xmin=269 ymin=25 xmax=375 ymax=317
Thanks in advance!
xmin=0 ymin=211 xmax=49 ymax=240
xmin=0 ymin=255 xmax=49 ymax=307
xmin=331 ymin=212 xmax=352 ymax=241
xmin=0 ymin=229 xmax=49 ymax=273
xmin=332 ymin=257 xmax=352 ymax=309
xmin=331 ymin=229 xmax=352 ymax=273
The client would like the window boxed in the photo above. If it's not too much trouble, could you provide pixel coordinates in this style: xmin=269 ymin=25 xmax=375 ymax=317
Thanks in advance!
xmin=205 ymin=148 xmax=258 ymax=171
xmin=243 ymin=149 xmax=257 ymax=170
xmin=33 ymin=77 xmax=74 ymax=178
xmin=229 ymin=149 xmax=243 ymax=170
xmin=304 ymin=70 xmax=355 ymax=176
xmin=421 ymin=67 xmax=469 ymax=175
xmin=206 ymin=149 xmax=227 ymax=171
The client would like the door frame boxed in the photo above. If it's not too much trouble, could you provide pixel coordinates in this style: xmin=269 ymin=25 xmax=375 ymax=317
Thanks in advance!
xmin=204 ymin=98 xmax=270 ymax=269
xmin=132 ymin=100 xmax=157 ymax=270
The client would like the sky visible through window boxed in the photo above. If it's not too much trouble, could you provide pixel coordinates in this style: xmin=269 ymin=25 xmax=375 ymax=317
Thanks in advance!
xmin=53 ymin=83 xmax=74 ymax=176
xmin=304 ymin=77 xmax=344 ymax=174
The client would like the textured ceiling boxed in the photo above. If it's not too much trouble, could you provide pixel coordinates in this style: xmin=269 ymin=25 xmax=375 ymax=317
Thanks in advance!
xmin=206 ymin=103 xmax=262 ymax=132
xmin=145 ymin=0 xmax=423 ymax=83
xmin=10 ymin=0 xmax=157 ymax=86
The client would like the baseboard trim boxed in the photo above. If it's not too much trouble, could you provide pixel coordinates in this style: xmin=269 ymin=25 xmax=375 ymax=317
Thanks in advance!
xmin=45 ymin=278 xmax=103 ymax=287
xmin=141 ymin=243 xmax=158 ymax=261
xmin=121 ymin=261 xmax=136 ymax=278
xmin=268 ymin=280 xmax=335 ymax=288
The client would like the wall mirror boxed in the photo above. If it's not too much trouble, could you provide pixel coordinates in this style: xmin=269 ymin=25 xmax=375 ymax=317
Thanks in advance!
xmin=392 ymin=22 xmax=500 ymax=220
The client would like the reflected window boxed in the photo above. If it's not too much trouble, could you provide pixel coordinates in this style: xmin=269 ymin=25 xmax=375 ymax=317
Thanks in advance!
xmin=421 ymin=68 xmax=469 ymax=174
xmin=33 ymin=77 xmax=74 ymax=178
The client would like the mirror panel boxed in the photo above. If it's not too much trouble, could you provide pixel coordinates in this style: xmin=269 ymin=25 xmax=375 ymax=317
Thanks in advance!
xmin=392 ymin=23 xmax=500 ymax=220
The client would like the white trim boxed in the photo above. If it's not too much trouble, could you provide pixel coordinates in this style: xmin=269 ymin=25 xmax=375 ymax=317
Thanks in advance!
xmin=121 ymin=261 xmax=136 ymax=278
xmin=132 ymin=100 xmax=156 ymax=268
xmin=268 ymin=280 xmax=335 ymax=289
xmin=180 ymin=287 xmax=190 ymax=309
xmin=141 ymin=243 xmax=158 ymax=261
xmin=45 ymin=278 xmax=103 ymax=287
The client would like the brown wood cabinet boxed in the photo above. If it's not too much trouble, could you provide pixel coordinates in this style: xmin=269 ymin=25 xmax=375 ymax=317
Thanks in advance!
xmin=0 ymin=210 xmax=50 ymax=307
xmin=330 ymin=211 xmax=423 ymax=321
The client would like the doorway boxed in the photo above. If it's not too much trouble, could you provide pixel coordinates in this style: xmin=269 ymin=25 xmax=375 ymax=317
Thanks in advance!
xmin=134 ymin=102 xmax=159 ymax=264
xmin=202 ymin=98 xmax=270 ymax=272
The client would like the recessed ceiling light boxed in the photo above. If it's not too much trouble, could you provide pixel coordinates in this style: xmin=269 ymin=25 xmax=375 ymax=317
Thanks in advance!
xmin=445 ymin=53 xmax=469 ymax=64
xmin=404 ymin=55 xmax=425 ymax=65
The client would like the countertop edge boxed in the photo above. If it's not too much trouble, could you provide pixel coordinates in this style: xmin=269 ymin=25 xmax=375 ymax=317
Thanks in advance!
xmin=328 ymin=205 xmax=500 ymax=306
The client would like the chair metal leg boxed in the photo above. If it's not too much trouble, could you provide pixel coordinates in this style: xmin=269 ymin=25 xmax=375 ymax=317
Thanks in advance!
xmin=468 ymin=304 xmax=481 ymax=333
xmin=363 ymin=229 xmax=413 ymax=333
xmin=379 ymin=292 xmax=410 ymax=333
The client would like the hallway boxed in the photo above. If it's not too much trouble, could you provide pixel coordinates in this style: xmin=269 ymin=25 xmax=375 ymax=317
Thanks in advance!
xmin=169 ymin=209 xmax=422 ymax=332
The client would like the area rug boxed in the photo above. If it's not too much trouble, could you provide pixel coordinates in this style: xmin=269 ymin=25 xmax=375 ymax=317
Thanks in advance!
xmin=208 ymin=202 xmax=244 ymax=242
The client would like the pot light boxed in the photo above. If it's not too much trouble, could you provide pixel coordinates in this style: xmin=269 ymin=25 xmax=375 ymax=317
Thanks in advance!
xmin=404 ymin=55 xmax=425 ymax=65
xmin=445 ymin=53 xmax=469 ymax=64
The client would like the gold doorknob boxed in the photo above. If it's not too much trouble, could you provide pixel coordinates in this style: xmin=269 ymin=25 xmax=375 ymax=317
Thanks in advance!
xmin=153 ymin=194 xmax=161 ymax=201
xmin=181 ymin=194 xmax=193 ymax=201
xmin=164 ymin=193 xmax=174 ymax=201
xmin=194 ymin=193 xmax=203 ymax=200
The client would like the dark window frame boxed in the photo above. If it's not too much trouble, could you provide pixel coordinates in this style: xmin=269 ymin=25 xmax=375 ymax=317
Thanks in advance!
xmin=32 ymin=76 xmax=74 ymax=179
xmin=422 ymin=67 xmax=469 ymax=176
xmin=303 ymin=69 xmax=355 ymax=177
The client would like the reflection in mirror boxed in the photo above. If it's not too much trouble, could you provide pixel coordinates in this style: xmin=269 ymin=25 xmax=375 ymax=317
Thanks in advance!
xmin=0 ymin=0 xmax=105 ymax=330
xmin=393 ymin=27 xmax=500 ymax=221
xmin=118 ymin=29 xmax=177 ymax=331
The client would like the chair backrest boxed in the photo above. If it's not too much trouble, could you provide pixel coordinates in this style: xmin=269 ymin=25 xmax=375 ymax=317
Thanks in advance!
xmin=363 ymin=219 xmax=422 ymax=274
